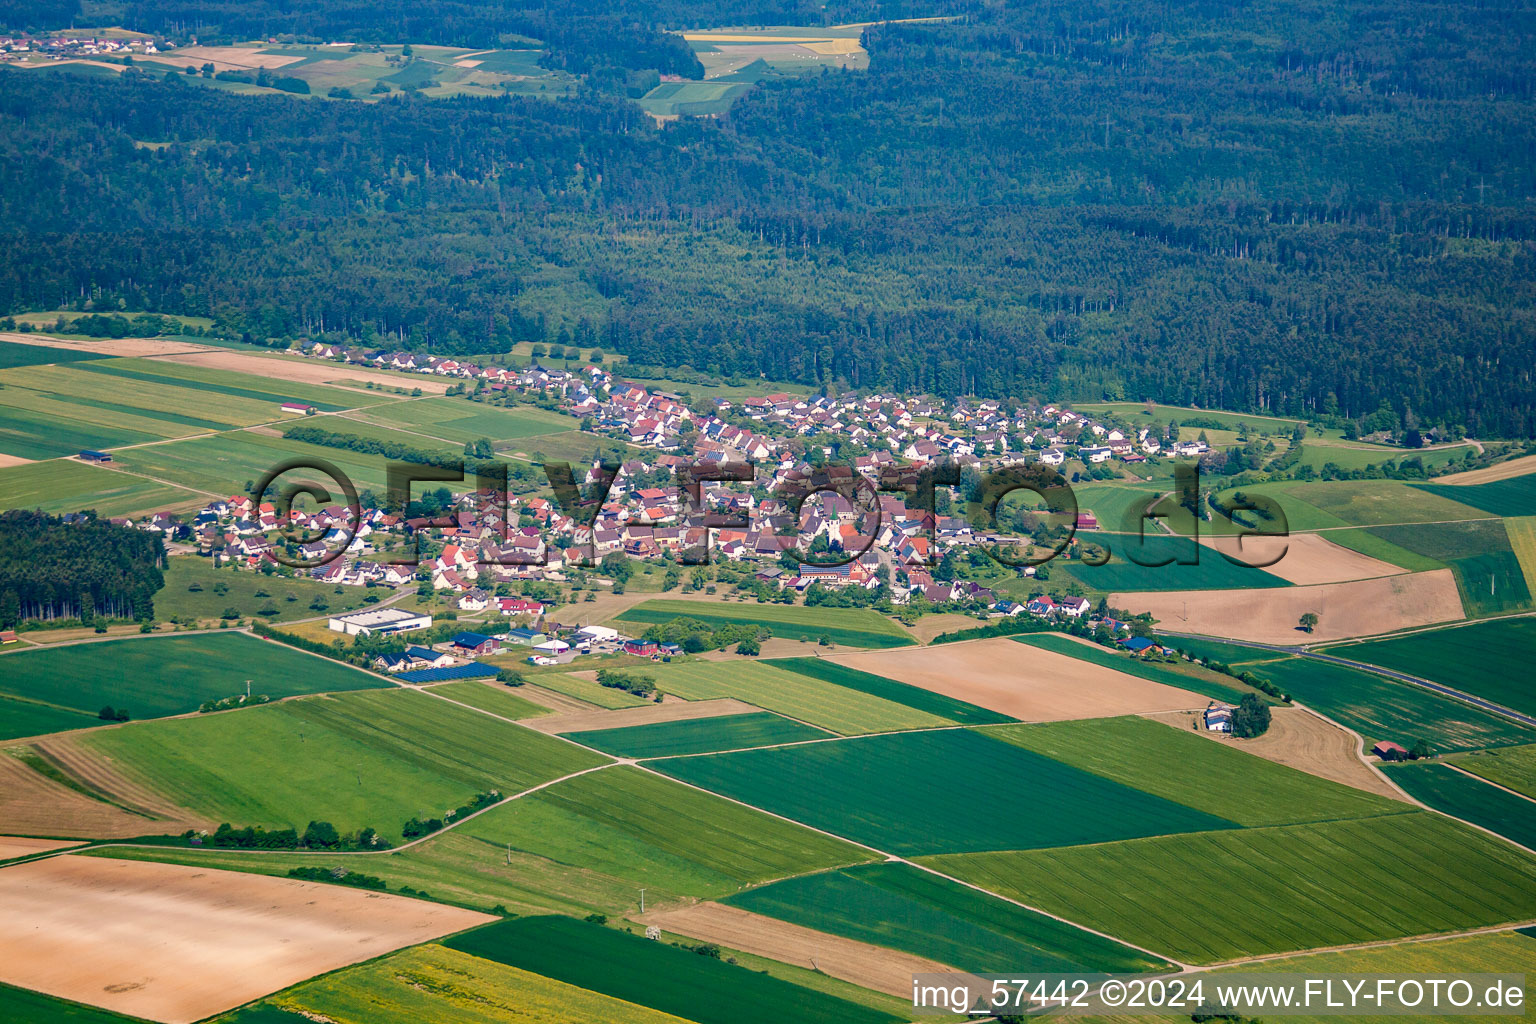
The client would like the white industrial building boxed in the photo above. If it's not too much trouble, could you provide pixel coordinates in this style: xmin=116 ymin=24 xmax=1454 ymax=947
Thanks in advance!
xmin=327 ymin=607 xmax=433 ymax=636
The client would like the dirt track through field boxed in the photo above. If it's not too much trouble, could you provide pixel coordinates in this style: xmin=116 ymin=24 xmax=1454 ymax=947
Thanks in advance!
xmin=157 ymin=349 xmax=451 ymax=393
xmin=526 ymin=697 xmax=761 ymax=735
xmin=1112 ymin=569 xmax=1466 ymax=644
xmin=0 ymin=855 xmax=493 ymax=1023
xmin=31 ymin=736 xmax=204 ymax=826
xmin=1199 ymin=532 xmax=1405 ymax=585
xmin=640 ymin=902 xmax=954 ymax=997
xmin=1146 ymin=708 xmax=1405 ymax=800
xmin=0 ymin=333 xmax=206 ymax=357
xmin=0 ymin=754 xmax=166 ymax=839
xmin=516 ymin=682 xmax=601 ymax=714
xmin=828 ymin=636 xmax=1208 ymax=721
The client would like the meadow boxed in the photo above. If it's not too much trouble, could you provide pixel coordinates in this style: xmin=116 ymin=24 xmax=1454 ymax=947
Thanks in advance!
xmin=1013 ymin=634 xmax=1263 ymax=706
xmin=927 ymin=812 xmax=1536 ymax=963
xmin=1171 ymin=640 xmax=1536 ymax=752
xmin=1453 ymin=744 xmax=1536 ymax=799
xmin=79 ymin=688 xmax=606 ymax=839
xmin=519 ymin=671 xmax=652 ymax=708
xmin=1322 ymin=526 xmax=1448 ymax=571
xmin=767 ymin=657 xmax=1014 ymax=725
xmin=1418 ymin=474 xmax=1536 ymax=517
xmin=349 ymin=398 xmax=574 ymax=445
xmin=1060 ymin=532 xmax=1290 ymax=592
xmin=725 ymin=862 xmax=1168 ymax=975
xmin=154 ymin=557 xmax=376 ymax=624
xmin=1283 ymin=479 xmax=1488 ymax=527
xmin=4 ymin=360 xmax=292 ymax=427
xmin=0 ymin=632 xmax=387 ymax=719
xmin=1070 ymin=482 xmax=1164 ymax=533
xmin=1323 ymin=617 xmax=1536 ymax=716
xmin=258 ymin=943 xmax=695 ymax=1024
xmin=0 ymin=695 xmax=101 ymax=741
xmin=615 ymin=599 xmax=914 ymax=648
xmin=0 ymin=339 xmax=108 ymax=369
xmin=0 ymin=397 xmax=169 ymax=459
xmin=1368 ymin=520 xmax=1532 ymax=616
xmin=645 ymin=660 xmax=951 ymax=734
xmin=989 ymin=716 xmax=1407 ymax=827
xmin=1384 ymin=763 xmax=1536 ymax=851
xmin=425 ymin=680 xmax=550 ymax=720
xmin=0 ymin=459 xmax=200 ymax=518
xmin=442 ymin=916 xmax=902 ymax=1024
xmin=563 ymin=711 xmax=832 ymax=757
xmin=654 ymin=728 xmax=1238 ymax=855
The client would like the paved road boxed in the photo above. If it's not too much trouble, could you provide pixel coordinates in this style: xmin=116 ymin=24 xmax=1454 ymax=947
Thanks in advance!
xmin=1162 ymin=631 xmax=1536 ymax=730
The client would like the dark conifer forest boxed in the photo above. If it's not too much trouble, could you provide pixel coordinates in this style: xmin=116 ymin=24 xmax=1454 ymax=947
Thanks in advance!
xmin=2 ymin=0 xmax=1534 ymax=433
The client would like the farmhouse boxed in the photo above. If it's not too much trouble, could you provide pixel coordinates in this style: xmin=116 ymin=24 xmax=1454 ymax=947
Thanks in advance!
xmin=327 ymin=608 xmax=433 ymax=636
xmin=1203 ymin=702 xmax=1233 ymax=732
xmin=623 ymin=639 xmax=659 ymax=657
xmin=78 ymin=449 xmax=113 ymax=463
xmin=1372 ymin=740 xmax=1410 ymax=761
xmin=280 ymin=401 xmax=316 ymax=415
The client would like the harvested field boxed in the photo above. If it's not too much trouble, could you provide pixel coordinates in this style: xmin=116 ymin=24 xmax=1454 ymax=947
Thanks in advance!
xmin=1112 ymin=569 xmax=1465 ymax=643
xmin=0 ymin=752 xmax=175 ymax=839
xmin=516 ymin=683 xmax=601 ymax=714
xmin=1146 ymin=706 xmax=1405 ymax=800
xmin=158 ymin=349 xmax=450 ymax=393
xmin=164 ymin=46 xmax=305 ymax=69
xmin=641 ymin=902 xmax=951 ymax=997
xmin=827 ymin=637 xmax=1208 ymax=721
xmin=524 ymin=696 xmax=760 ymax=735
xmin=0 ymin=333 xmax=205 ymax=358
xmin=1198 ymin=531 xmax=1405 ymax=585
xmin=1436 ymin=454 xmax=1536 ymax=485
xmin=0 ymin=856 xmax=493 ymax=1024
xmin=0 ymin=836 xmax=81 ymax=860
xmin=903 ymin=612 xmax=980 ymax=642
xmin=0 ymin=453 xmax=32 ymax=468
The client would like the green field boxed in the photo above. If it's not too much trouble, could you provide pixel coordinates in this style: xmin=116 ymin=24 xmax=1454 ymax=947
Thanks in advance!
xmin=79 ymin=688 xmax=606 ymax=839
xmin=1060 ymin=532 xmax=1290 ymax=592
xmin=654 ymin=728 xmax=1238 ymax=855
xmin=0 ymin=399 xmax=169 ymax=458
xmin=443 ymin=916 xmax=902 ymax=1024
xmin=425 ymin=680 xmax=550 ymax=720
xmin=71 ymin=357 xmax=363 ymax=411
xmin=1384 ymin=763 xmax=1536 ymax=851
xmin=521 ymin=671 xmax=653 ymax=708
xmin=1072 ymin=403 xmax=1304 ymax=435
xmin=1084 ymin=931 xmax=1536 ymax=1024
xmin=1169 ymin=640 xmax=1536 ymax=752
xmin=989 ymin=716 xmax=1407 ymax=827
xmin=767 ymin=657 xmax=1014 ymax=725
xmin=726 ymin=862 xmax=1169 ymax=974
xmin=1013 ymin=633 xmax=1265 ymax=705
xmin=1284 ymin=479 xmax=1488 ymax=527
xmin=349 ymin=398 xmax=574 ymax=444
xmin=1453 ymin=744 xmax=1536 ymax=799
xmin=1507 ymin=515 xmax=1536 ymax=592
xmin=928 ymin=812 xmax=1536 ymax=963
xmin=1070 ymin=483 xmax=1164 ymax=533
xmin=0 ymin=632 xmax=387 ymax=719
xmin=0 ymin=339 xmax=109 ymax=369
xmin=1323 ymin=618 xmax=1536 ymax=717
xmin=1368 ymin=520 xmax=1532 ymax=616
xmin=564 ymin=711 xmax=832 ymax=757
xmin=645 ymin=660 xmax=951 ymax=734
xmin=1418 ymin=475 xmax=1536 ymax=517
xmin=153 ymin=557 xmax=375 ymax=623
xmin=100 ymin=763 xmax=873 ymax=914
xmin=0 ymin=694 xmax=102 ymax=740
xmin=0 ymin=982 xmax=141 ymax=1024
xmin=112 ymin=429 xmax=437 ymax=495
xmin=259 ymin=943 xmax=698 ymax=1024
xmin=639 ymin=79 xmax=754 ymax=116
xmin=615 ymin=599 xmax=915 ymax=648
xmin=1322 ymin=526 xmax=1447 ymax=572
xmin=0 ymin=459 xmax=201 ymax=517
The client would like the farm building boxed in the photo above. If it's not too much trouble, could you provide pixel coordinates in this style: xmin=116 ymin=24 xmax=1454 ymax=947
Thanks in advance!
xmin=280 ymin=401 xmax=316 ymax=415
xmin=451 ymin=631 xmax=501 ymax=657
xmin=576 ymin=625 xmax=619 ymax=642
xmin=78 ymin=449 xmax=113 ymax=463
xmin=327 ymin=608 xmax=433 ymax=636
xmin=1203 ymin=703 xmax=1234 ymax=732
xmin=1076 ymin=511 xmax=1099 ymax=530
xmin=505 ymin=627 xmax=548 ymax=646
xmin=406 ymin=645 xmax=454 ymax=668
xmin=0 ymin=630 xmax=17 ymax=645
xmin=533 ymin=639 xmax=570 ymax=655
xmin=623 ymin=639 xmax=659 ymax=657
xmin=396 ymin=663 xmax=501 ymax=684
xmin=1372 ymin=740 xmax=1410 ymax=761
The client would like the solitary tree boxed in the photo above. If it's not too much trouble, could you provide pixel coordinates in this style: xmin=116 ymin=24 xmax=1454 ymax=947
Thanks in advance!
xmin=1299 ymin=612 xmax=1319 ymax=633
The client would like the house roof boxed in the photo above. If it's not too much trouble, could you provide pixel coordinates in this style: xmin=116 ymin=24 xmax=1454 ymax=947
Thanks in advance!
xmin=452 ymin=631 xmax=496 ymax=647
